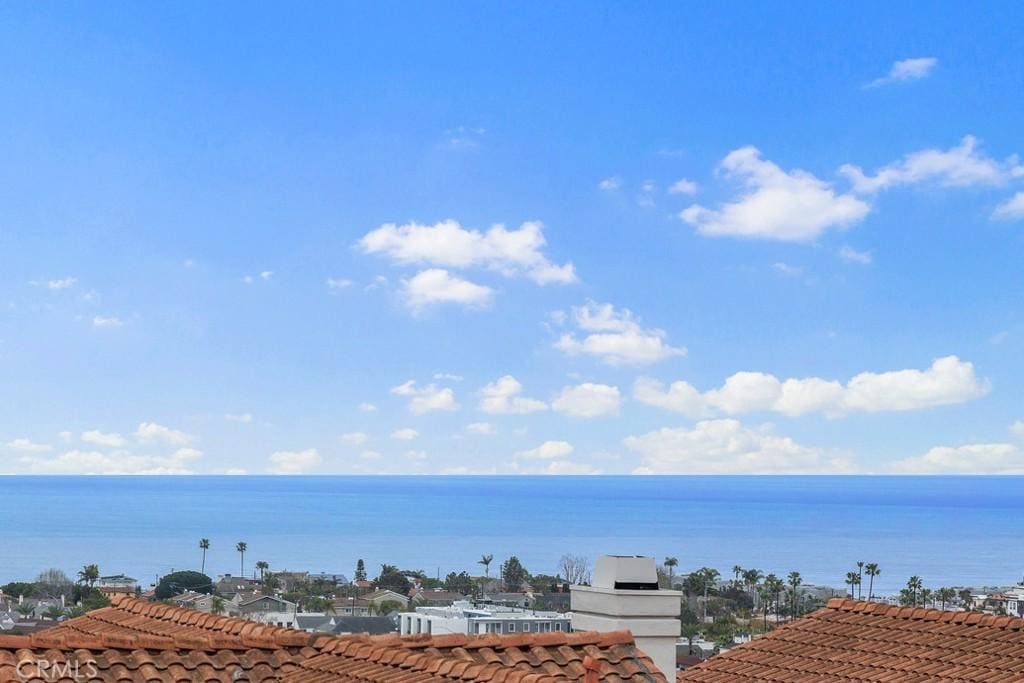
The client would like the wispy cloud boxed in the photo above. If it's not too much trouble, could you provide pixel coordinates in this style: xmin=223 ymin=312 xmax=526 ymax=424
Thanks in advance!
xmin=865 ymin=57 xmax=937 ymax=88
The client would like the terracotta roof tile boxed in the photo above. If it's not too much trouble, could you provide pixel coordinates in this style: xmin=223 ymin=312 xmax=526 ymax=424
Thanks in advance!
xmin=0 ymin=596 xmax=666 ymax=681
xmin=679 ymin=598 xmax=1024 ymax=682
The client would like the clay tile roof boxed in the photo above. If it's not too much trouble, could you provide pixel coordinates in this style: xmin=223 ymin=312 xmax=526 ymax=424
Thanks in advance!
xmin=678 ymin=598 xmax=1024 ymax=683
xmin=0 ymin=596 xmax=667 ymax=681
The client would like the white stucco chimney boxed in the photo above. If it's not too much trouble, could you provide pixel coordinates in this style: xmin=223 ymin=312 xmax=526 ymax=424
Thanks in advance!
xmin=571 ymin=555 xmax=681 ymax=679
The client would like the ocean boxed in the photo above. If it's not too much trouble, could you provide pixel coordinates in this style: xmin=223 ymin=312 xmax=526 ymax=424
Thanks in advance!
xmin=0 ymin=475 xmax=1020 ymax=594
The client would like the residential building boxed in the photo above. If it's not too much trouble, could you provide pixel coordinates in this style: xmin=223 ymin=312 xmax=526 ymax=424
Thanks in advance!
xmin=332 ymin=596 xmax=372 ymax=616
xmin=237 ymin=595 xmax=298 ymax=628
xmin=399 ymin=600 xmax=572 ymax=637
xmin=95 ymin=574 xmax=138 ymax=595
xmin=363 ymin=588 xmax=410 ymax=610
xmin=0 ymin=594 xmax=666 ymax=680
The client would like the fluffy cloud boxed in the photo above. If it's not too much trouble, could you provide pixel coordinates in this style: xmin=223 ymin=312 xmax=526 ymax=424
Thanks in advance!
xmin=517 ymin=440 xmax=574 ymax=460
xmin=268 ymin=448 xmax=321 ymax=474
xmin=479 ymin=376 xmax=547 ymax=414
xmin=554 ymin=301 xmax=686 ymax=366
xmin=403 ymin=269 xmax=493 ymax=310
xmin=839 ymin=246 xmax=873 ymax=265
xmin=465 ymin=422 xmax=496 ymax=435
xmin=839 ymin=136 xmax=1024 ymax=194
xmin=391 ymin=380 xmax=460 ymax=414
xmin=391 ymin=428 xmax=419 ymax=440
xmin=634 ymin=355 xmax=988 ymax=417
xmin=889 ymin=443 xmax=1024 ymax=474
xmin=81 ymin=430 xmax=127 ymax=448
xmin=340 ymin=432 xmax=369 ymax=445
xmin=992 ymin=192 xmax=1024 ymax=221
xmin=136 ymin=422 xmax=193 ymax=446
xmin=625 ymin=419 xmax=850 ymax=474
xmin=598 ymin=177 xmax=621 ymax=191
xmin=551 ymin=383 xmax=622 ymax=418
xmin=25 ymin=447 xmax=202 ymax=475
xmin=359 ymin=219 xmax=576 ymax=285
xmin=680 ymin=147 xmax=869 ymax=241
xmin=47 ymin=276 xmax=78 ymax=291
xmin=668 ymin=178 xmax=698 ymax=195
xmin=4 ymin=438 xmax=52 ymax=452
xmin=866 ymin=57 xmax=937 ymax=88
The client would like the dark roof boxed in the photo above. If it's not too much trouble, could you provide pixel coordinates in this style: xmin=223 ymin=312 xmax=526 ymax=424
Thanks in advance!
xmin=679 ymin=598 xmax=1024 ymax=682
xmin=331 ymin=616 xmax=397 ymax=636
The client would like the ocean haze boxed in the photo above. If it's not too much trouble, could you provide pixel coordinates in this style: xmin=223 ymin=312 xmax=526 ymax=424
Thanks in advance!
xmin=1 ymin=475 xmax=1020 ymax=593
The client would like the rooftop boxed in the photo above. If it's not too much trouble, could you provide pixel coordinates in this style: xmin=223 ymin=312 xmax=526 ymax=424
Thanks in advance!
xmin=678 ymin=598 xmax=1024 ymax=682
xmin=0 ymin=594 xmax=667 ymax=681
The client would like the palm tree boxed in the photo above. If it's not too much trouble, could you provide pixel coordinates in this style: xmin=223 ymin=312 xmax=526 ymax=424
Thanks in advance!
xmin=742 ymin=568 xmax=764 ymax=607
xmin=211 ymin=596 xmax=226 ymax=615
xmin=15 ymin=603 xmax=35 ymax=618
xmin=764 ymin=574 xmax=784 ymax=622
xmin=236 ymin=542 xmax=247 ymax=577
xmin=256 ymin=560 xmax=270 ymax=581
xmin=699 ymin=567 xmax=720 ymax=622
xmin=77 ymin=564 xmax=99 ymax=587
xmin=958 ymin=588 xmax=973 ymax=610
xmin=906 ymin=576 xmax=923 ymax=606
xmin=732 ymin=565 xmax=743 ymax=588
xmin=664 ymin=558 xmax=679 ymax=588
xmin=864 ymin=563 xmax=880 ymax=601
xmin=478 ymin=554 xmax=493 ymax=578
xmin=43 ymin=604 xmax=65 ymax=621
xmin=920 ymin=587 xmax=933 ymax=608
xmin=937 ymin=587 xmax=956 ymax=610
xmin=379 ymin=563 xmax=398 ymax=576
xmin=856 ymin=562 xmax=865 ymax=599
xmin=757 ymin=584 xmax=773 ymax=632
xmin=787 ymin=571 xmax=802 ymax=620
xmin=199 ymin=539 xmax=210 ymax=575
xmin=845 ymin=572 xmax=860 ymax=599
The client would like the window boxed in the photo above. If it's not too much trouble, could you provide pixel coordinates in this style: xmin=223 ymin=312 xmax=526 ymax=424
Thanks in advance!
xmin=508 ymin=623 xmax=516 ymax=632
xmin=554 ymin=623 xmax=562 ymax=631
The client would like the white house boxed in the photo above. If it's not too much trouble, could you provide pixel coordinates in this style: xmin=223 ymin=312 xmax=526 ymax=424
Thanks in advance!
xmin=399 ymin=601 xmax=571 ymax=637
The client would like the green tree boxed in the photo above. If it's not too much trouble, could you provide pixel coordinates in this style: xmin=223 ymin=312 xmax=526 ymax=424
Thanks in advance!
xmin=2 ymin=582 xmax=36 ymax=598
xmin=845 ymin=571 xmax=860 ymax=599
xmin=71 ymin=585 xmax=109 ymax=612
xmin=501 ymin=556 xmax=529 ymax=591
xmin=354 ymin=559 xmax=367 ymax=582
xmin=16 ymin=603 xmax=35 ymax=618
xmin=864 ymin=563 xmax=880 ymax=601
xmin=786 ymin=571 xmax=803 ymax=620
xmin=478 ymin=554 xmax=493 ymax=578
xmin=375 ymin=570 xmax=411 ymax=595
xmin=155 ymin=571 xmax=213 ymax=600
xmin=664 ymin=557 xmax=679 ymax=588
xmin=742 ymin=568 xmax=763 ymax=608
xmin=42 ymin=604 xmax=65 ymax=621
xmin=937 ymin=587 xmax=956 ymax=610
xmin=905 ymin=576 xmax=923 ymax=606
xmin=764 ymin=574 xmax=784 ymax=622
xmin=77 ymin=564 xmax=99 ymax=587
xmin=958 ymin=588 xmax=973 ymax=609
xmin=856 ymin=561 xmax=865 ymax=599
xmin=731 ymin=565 xmax=743 ymax=588
xmin=260 ymin=573 xmax=280 ymax=595
xmin=699 ymin=567 xmax=720 ymax=622
xmin=211 ymin=596 xmax=226 ymax=615
xmin=199 ymin=539 xmax=210 ymax=575
xmin=374 ymin=599 xmax=403 ymax=615
xmin=444 ymin=571 xmax=476 ymax=596
xmin=236 ymin=542 xmax=247 ymax=577
xmin=256 ymin=561 xmax=270 ymax=581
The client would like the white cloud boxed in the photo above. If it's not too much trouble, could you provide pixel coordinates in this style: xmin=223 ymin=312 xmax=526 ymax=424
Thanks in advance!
xmin=668 ymin=178 xmax=698 ymax=195
xmin=25 ymin=446 xmax=202 ymax=475
xmin=403 ymin=269 xmax=493 ymax=310
xmin=433 ymin=372 xmax=463 ymax=381
xmin=391 ymin=428 xmax=419 ymax=440
xmin=81 ymin=430 xmax=127 ymax=448
xmin=839 ymin=246 xmax=873 ymax=265
xmin=635 ymin=355 xmax=988 ymax=417
xmin=840 ymin=136 xmax=1024 ymax=194
xmin=992 ymin=192 xmax=1024 ymax=221
xmin=359 ymin=219 xmax=576 ymax=285
xmin=47 ymin=276 xmax=78 ymax=291
xmin=260 ymin=271 xmax=273 ymax=281
xmin=889 ymin=443 xmax=1024 ymax=474
xmin=136 ymin=422 xmax=193 ymax=446
xmin=479 ymin=375 xmax=548 ymax=414
xmin=866 ymin=57 xmax=937 ymax=88
xmin=554 ymin=301 xmax=686 ymax=366
xmin=598 ymin=177 xmax=621 ymax=191
xmin=92 ymin=315 xmax=123 ymax=328
xmin=465 ymin=422 xmax=496 ymax=435
xmin=359 ymin=403 xmax=378 ymax=413
xmin=1011 ymin=421 xmax=1024 ymax=439
xmin=391 ymin=380 xmax=460 ymax=414
xmin=680 ymin=147 xmax=870 ymax=242
xmin=268 ymin=448 xmax=321 ymax=474
xmin=552 ymin=383 xmax=622 ymax=418
xmin=326 ymin=277 xmax=353 ymax=290
xmin=625 ymin=419 xmax=850 ymax=474
xmin=225 ymin=413 xmax=253 ymax=423
xmin=340 ymin=432 xmax=369 ymax=446
xmin=517 ymin=440 xmax=574 ymax=460
xmin=5 ymin=438 xmax=52 ymax=453
xmin=772 ymin=262 xmax=802 ymax=277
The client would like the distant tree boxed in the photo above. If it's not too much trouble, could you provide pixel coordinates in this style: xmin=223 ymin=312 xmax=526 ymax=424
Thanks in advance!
xmin=699 ymin=567 xmax=721 ymax=622
xmin=443 ymin=571 xmax=476 ymax=596
xmin=2 ymin=582 xmax=36 ymax=598
xmin=906 ymin=576 xmax=924 ymax=606
xmin=199 ymin=539 xmax=210 ymax=575
xmin=478 ymin=554 xmax=493 ymax=578
xmin=844 ymin=572 xmax=860 ymax=599
xmin=15 ymin=603 xmax=35 ymax=618
xmin=663 ymin=557 xmax=679 ymax=589
xmin=731 ymin=565 xmax=743 ymax=588
xmin=375 ymin=570 xmax=411 ymax=596
xmin=920 ymin=587 xmax=933 ymax=608
xmin=77 ymin=564 xmax=100 ymax=587
xmin=958 ymin=588 xmax=973 ymax=609
xmin=529 ymin=574 xmax=562 ymax=594
xmin=374 ymin=599 xmax=403 ymax=615
xmin=71 ymin=585 xmax=109 ymax=612
xmin=302 ymin=596 xmax=334 ymax=613
xmin=757 ymin=584 xmax=773 ymax=632
xmin=256 ymin=561 xmax=270 ymax=581
xmin=211 ymin=596 xmax=226 ymax=615
xmin=937 ymin=587 xmax=956 ymax=610
xmin=764 ymin=574 xmax=784 ymax=623
xmin=379 ymin=563 xmax=398 ymax=576
xmin=155 ymin=571 xmax=213 ymax=600
xmin=856 ymin=561 xmax=865 ymax=599
xmin=260 ymin=573 xmax=280 ymax=595
xmin=501 ymin=556 xmax=529 ymax=591
xmin=42 ymin=604 xmax=65 ymax=621
xmin=419 ymin=577 xmax=444 ymax=590
xmin=786 ymin=572 xmax=803 ymax=620
xmin=354 ymin=559 xmax=367 ymax=582
xmin=742 ymin=568 xmax=763 ymax=608
xmin=236 ymin=542 xmax=248 ymax=578
xmin=559 ymin=555 xmax=591 ymax=586
xmin=35 ymin=569 xmax=73 ymax=599
xmin=864 ymin=563 xmax=880 ymax=601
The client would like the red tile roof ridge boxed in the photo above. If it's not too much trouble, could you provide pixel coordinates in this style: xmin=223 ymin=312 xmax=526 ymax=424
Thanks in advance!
xmin=824 ymin=597 xmax=1024 ymax=630
xmin=314 ymin=629 xmax=637 ymax=654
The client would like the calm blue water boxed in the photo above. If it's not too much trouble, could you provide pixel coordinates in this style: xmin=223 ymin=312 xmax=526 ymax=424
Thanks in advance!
xmin=0 ymin=476 xmax=1020 ymax=593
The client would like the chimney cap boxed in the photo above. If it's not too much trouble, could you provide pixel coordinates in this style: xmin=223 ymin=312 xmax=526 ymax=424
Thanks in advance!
xmin=592 ymin=556 xmax=659 ymax=590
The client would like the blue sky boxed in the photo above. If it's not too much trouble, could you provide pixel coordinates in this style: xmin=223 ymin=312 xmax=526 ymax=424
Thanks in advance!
xmin=1 ymin=2 xmax=1023 ymax=474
